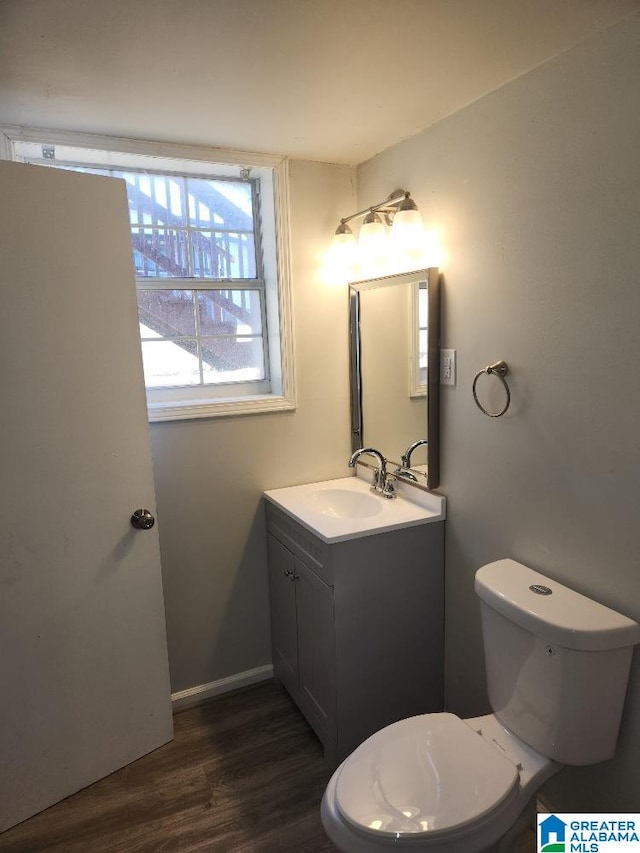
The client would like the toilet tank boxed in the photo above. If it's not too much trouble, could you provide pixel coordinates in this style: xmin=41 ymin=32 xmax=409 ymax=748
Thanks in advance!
xmin=475 ymin=559 xmax=640 ymax=765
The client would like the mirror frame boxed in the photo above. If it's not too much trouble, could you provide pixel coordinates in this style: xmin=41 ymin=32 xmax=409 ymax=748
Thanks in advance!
xmin=349 ymin=267 xmax=441 ymax=489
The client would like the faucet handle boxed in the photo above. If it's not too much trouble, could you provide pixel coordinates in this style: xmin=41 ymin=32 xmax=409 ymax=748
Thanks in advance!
xmin=394 ymin=465 xmax=419 ymax=483
xmin=381 ymin=472 xmax=398 ymax=499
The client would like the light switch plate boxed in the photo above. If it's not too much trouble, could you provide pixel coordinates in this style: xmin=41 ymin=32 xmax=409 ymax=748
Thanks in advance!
xmin=441 ymin=349 xmax=456 ymax=386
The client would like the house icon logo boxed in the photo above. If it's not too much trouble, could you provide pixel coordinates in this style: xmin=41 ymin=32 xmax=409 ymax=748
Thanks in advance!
xmin=538 ymin=814 xmax=567 ymax=852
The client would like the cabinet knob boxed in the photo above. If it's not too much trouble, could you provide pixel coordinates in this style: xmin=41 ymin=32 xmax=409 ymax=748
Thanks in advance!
xmin=291 ymin=572 xmax=299 ymax=582
xmin=284 ymin=569 xmax=292 ymax=577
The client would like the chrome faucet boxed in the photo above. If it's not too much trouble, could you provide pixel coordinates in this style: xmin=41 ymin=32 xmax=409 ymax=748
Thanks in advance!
xmin=348 ymin=447 xmax=396 ymax=498
xmin=401 ymin=438 xmax=428 ymax=469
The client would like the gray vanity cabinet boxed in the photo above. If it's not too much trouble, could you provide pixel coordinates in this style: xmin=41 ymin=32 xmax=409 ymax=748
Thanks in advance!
xmin=266 ymin=501 xmax=444 ymax=767
xmin=266 ymin=534 xmax=299 ymax=694
xmin=267 ymin=531 xmax=335 ymax=748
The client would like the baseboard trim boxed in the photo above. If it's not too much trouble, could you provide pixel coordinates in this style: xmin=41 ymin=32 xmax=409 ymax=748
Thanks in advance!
xmin=171 ymin=664 xmax=274 ymax=711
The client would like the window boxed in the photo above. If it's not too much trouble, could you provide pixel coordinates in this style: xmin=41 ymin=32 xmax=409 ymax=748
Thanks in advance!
xmin=410 ymin=279 xmax=428 ymax=397
xmin=91 ymin=170 xmax=266 ymax=393
xmin=7 ymin=129 xmax=295 ymax=421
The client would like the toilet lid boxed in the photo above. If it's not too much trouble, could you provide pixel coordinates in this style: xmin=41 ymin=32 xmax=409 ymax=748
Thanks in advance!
xmin=335 ymin=713 xmax=519 ymax=840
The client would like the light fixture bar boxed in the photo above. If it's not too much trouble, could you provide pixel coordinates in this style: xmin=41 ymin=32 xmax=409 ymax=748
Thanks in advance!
xmin=338 ymin=189 xmax=408 ymax=226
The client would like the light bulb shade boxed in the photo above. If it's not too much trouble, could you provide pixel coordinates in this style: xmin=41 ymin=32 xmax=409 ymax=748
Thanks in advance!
xmin=358 ymin=212 xmax=386 ymax=247
xmin=391 ymin=202 xmax=425 ymax=267
xmin=358 ymin=212 xmax=389 ymax=276
xmin=334 ymin=220 xmax=354 ymax=239
xmin=332 ymin=230 xmax=357 ymax=249
xmin=397 ymin=193 xmax=418 ymax=213
xmin=392 ymin=195 xmax=421 ymax=237
xmin=331 ymin=225 xmax=358 ymax=276
xmin=392 ymin=206 xmax=423 ymax=240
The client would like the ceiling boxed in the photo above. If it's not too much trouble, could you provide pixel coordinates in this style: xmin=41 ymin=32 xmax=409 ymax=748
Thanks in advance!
xmin=1 ymin=0 xmax=639 ymax=165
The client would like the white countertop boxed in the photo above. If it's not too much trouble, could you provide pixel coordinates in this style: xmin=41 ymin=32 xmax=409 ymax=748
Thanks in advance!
xmin=264 ymin=471 xmax=446 ymax=543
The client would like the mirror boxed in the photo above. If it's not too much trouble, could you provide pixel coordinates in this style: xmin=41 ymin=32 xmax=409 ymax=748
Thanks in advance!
xmin=349 ymin=267 xmax=440 ymax=489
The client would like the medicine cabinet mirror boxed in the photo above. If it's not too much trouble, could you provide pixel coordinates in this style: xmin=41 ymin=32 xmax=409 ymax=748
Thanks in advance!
xmin=349 ymin=267 xmax=440 ymax=489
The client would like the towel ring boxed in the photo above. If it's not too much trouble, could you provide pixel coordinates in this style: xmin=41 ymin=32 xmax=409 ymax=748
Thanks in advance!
xmin=472 ymin=360 xmax=511 ymax=418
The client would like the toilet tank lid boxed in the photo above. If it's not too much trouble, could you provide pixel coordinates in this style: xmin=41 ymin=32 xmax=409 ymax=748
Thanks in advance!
xmin=475 ymin=560 xmax=640 ymax=651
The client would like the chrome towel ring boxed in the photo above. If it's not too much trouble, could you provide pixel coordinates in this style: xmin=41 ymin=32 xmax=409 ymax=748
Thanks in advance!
xmin=472 ymin=360 xmax=511 ymax=418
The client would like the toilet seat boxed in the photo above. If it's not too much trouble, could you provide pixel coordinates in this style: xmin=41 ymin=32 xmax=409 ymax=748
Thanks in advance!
xmin=334 ymin=713 xmax=520 ymax=843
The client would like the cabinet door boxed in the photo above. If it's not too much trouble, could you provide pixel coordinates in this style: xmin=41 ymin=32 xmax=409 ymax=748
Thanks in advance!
xmin=296 ymin=559 xmax=335 ymax=741
xmin=267 ymin=534 xmax=298 ymax=695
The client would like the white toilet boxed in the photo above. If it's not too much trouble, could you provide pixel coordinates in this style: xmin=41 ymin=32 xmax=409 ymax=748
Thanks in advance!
xmin=321 ymin=559 xmax=640 ymax=853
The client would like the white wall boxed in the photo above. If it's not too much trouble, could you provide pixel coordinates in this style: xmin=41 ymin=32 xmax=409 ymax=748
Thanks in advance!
xmin=150 ymin=160 xmax=356 ymax=694
xmin=357 ymin=13 xmax=640 ymax=811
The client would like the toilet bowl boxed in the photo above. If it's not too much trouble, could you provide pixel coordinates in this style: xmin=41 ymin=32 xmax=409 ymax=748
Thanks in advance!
xmin=321 ymin=712 xmax=560 ymax=853
xmin=321 ymin=559 xmax=640 ymax=853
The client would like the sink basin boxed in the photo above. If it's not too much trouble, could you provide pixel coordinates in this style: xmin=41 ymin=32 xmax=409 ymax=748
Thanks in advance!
xmin=264 ymin=474 xmax=446 ymax=543
xmin=302 ymin=488 xmax=383 ymax=519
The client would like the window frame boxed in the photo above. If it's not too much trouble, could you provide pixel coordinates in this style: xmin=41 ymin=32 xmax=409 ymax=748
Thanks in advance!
xmin=409 ymin=279 xmax=428 ymax=399
xmin=3 ymin=125 xmax=296 ymax=422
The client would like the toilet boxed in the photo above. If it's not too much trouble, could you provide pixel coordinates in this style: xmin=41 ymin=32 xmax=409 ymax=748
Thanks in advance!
xmin=321 ymin=559 xmax=640 ymax=853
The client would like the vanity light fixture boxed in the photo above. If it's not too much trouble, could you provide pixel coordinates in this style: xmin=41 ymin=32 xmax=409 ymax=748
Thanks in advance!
xmin=331 ymin=189 xmax=425 ymax=278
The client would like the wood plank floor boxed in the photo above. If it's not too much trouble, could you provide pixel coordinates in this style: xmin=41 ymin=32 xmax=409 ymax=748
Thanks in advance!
xmin=0 ymin=678 xmax=536 ymax=852
xmin=0 ymin=680 xmax=337 ymax=853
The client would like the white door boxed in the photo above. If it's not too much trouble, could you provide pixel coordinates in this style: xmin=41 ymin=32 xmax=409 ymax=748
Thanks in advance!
xmin=0 ymin=161 xmax=173 ymax=832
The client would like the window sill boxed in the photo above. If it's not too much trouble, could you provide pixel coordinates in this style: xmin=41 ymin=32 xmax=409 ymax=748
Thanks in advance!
xmin=147 ymin=393 xmax=296 ymax=423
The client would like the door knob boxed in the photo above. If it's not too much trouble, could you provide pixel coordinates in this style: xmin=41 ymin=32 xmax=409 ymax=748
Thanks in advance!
xmin=130 ymin=508 xmax=155 ymax=530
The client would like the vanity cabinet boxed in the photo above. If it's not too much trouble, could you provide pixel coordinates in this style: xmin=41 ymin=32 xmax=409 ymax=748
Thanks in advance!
xmin=267 ymin=532 xmax=335 ymax=746
xmin=265 ymin=501 xmax=444 ymax=767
